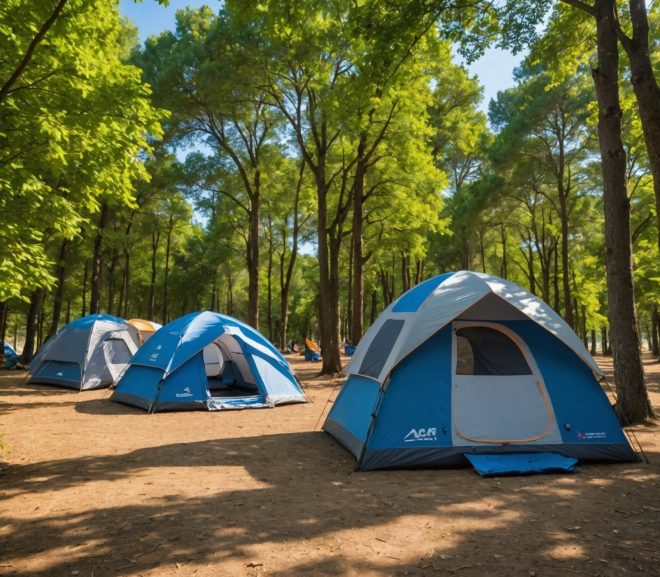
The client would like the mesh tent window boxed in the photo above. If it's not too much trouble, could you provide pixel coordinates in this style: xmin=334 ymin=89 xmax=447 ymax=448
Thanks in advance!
xmin=456 ymin=326 xmax=532 ymax=376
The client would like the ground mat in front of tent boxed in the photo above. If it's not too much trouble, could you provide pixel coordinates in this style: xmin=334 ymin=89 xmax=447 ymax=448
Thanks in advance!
xmin=465 ymin=452 xmax=578 ymax=477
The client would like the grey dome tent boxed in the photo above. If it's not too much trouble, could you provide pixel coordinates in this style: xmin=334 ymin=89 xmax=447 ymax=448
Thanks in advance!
xmin=29 ymin=314 xmax=139 ymax=390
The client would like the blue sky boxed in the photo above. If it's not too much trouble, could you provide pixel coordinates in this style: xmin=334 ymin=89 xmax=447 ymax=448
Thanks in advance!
xmin=119 ymin=1 xmax=521 ymax=115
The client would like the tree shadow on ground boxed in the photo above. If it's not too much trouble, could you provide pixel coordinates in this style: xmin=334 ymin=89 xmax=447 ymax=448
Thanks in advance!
xmin=1 ymin=430 xmax=658 ymax=577
xmin=74 ymin=397 xmax=144 ymax=416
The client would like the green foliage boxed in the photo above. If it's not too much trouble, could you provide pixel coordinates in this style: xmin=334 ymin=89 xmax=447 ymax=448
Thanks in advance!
xmin=0 ymin=0 xmax=164 ymax=301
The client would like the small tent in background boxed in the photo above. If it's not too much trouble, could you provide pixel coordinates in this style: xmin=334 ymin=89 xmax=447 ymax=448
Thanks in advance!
xmin=128 ymin=318 xmax=162 ymax=344
xmin=3 ymin=341 xmax=19 ymax=369
xmin=304 ymin=338 xmax=321 ymax=361
xmin=112 ymin=311 xmax=307 ymax=412
xmin=29 ymin=314 xmax=140 ymax=390
xmin=324 ymin=271 xmax=637 ymax=471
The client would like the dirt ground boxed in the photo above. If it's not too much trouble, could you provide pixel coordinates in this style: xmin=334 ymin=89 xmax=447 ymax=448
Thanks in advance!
xmin=0 ymin=355 xmax=658 ymax=577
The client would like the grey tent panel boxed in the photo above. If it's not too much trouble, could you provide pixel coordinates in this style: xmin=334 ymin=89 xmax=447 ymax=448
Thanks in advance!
xmin=358 ymin=319 xmax=405 ymax=378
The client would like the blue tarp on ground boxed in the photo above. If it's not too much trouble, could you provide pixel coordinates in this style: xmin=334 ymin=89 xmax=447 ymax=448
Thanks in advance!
xmin=465 ymin=452 xmax=579 ymax=477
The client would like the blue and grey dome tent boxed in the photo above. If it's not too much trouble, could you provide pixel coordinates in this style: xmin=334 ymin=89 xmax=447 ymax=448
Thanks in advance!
xmin=111 ymin=311 xmax=307 ymax=412
xmin=324 ymin=271 xmax=637 ymax=471
xmin=29 ymin=314 xmax=140 ymax=390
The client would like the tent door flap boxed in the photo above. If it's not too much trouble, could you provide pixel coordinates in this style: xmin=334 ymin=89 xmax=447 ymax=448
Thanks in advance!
xmin=450 ymin=321 xmax=561 ymax=446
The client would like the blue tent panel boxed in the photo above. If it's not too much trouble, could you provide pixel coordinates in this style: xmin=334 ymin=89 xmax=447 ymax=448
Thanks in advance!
xmin=3 ymin=342 xmax=18 ymax=368
xmin=391 ymin=272 xmax=453 ymax=313
xmin=30 ymin=361 xmax=81 ymax=388
xmin=111 ymin=365 xmax=164 ymax=411
xmin=502 ymin=321 xmax=630 ymax=447
xmin=465 ymin=452 xmax=578 ymax=477
xmin=324 ymin=375 xmax=381 ymax=458
xmin=151 ymin=353 xmax=210 ymax=411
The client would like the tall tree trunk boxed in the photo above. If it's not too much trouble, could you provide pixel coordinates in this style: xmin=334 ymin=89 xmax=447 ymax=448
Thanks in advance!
xmin=226 ymin=265 xmax=234 ymax=316
xmin=558 ymin=167 xmax=574 ymax=326
xmin=479 ymin=229 xmax=486 ymax=273
xmin=279 ymin=162 xmax=304 ymax=349
xmin=106 ymin=249 xmax=118 ymax=316
xmin=0 ymin=301 xmax=7 ymax=347
xmin=48 ymin=239 xmax=69 ymax=339
xmin=370 ymin=289 xmax=378 ymax=326
xmin=148 ymin=230 xmax=160 ymax=321
xmin=266 ymin=216 xmax=274 ymax=342
xmin=36 ymin=294 xmax=45 ymax=349
xmin=590 ymin=329 xmax=597 ymax=355
xmin=81 ymin=260 xmax=88 ymax=317
xmin=500 ymin=223 xmax=508 ymax=279
xmin=527 ymin=233 xmax=536 ymax=295
xmin=350 ymin=152 xmax=366 ymax=345
xmin=651 ymin=304 xmax=659 ymax=357
xmin=162 ymin=213 xmax=174 ymax=324
xmin=601 ymin=325 xmax=609 ymax=355
xmin=247 ymin=171 xmax=261 ymax=329
xmin=553 ymin=243 xmax=560 ymax=311
xmin=21 ymin=290 xmax=42 ymax=362
xmin=592 ymin=0 xmax=653 ymax=422
xmin=620 ymin=0 xmax=660 ymax=255
xmin=316 ymin=156 xmax=342 ymax=374
xmin=90 ymin=203 xmax=109 ymax=315
xmin=123 ymin=250 xmax=131 ymax=319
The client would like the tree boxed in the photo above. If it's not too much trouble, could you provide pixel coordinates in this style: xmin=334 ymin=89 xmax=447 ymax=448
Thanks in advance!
xmin=0 ymin=0 xmax=162 ymax=301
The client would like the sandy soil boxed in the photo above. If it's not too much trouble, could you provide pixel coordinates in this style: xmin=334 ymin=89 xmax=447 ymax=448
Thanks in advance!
xmin=0 ymin=355 xmax=658 ymax=577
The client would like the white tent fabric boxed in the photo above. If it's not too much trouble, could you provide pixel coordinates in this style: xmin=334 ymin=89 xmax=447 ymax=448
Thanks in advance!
xmin=344 ymin=271 xmax=602 ymax=383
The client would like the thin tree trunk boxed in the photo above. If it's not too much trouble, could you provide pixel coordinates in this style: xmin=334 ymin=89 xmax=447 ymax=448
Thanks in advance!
xmin=558 ymin=167 xmax=574 ymax=326
xmin=21 ymin=290 xmax=42 ymax=362
xmin=316 ymin=160 xmax=342 ymax=374
xmin=106 ymin=249 xmax=119 ymax=316
xmin=370 ymin=289 xmax=378 ymax=325
xmin=590 ymin=329 xmax=597 ymax=355
xmin=0 ymin=0 xmax=69 ymax=105
xmin=123 ymin=250 xmax=130 ymax=319
xmin=226 ymin=265 xmax=234 ymax=316
xmin=148 ymin=230 xmax=160 ymax=321
xmin=0 ymin=301 xmax=7 ymax=346
xmin=81 ymin=260 xmax=88 ymax=317
xmin=651 ymin=304 xmax=659 ymax=357
xmin=48 ymin=239 xmax=69 ymax=339
xmin=592 ymin=0 xmax=653 ymax=423
xmin=553 ymin=242 xmax=560 ymax=312
xmin=90 ymin=203 xmax=109 ymax=315
xmin=500 ymin=223 xmax=508 ymax=279
xmin=247 ymin=171 xmax=261 ymax=329
xmin=162 ymin=212 xmax=174 ymax=324
xmin=36 ymin=294 xmax=45 ymax=349
xmin=266 ymin=216 xmax=274 ymax=342
xmin=350 ymin=151 xmax=366 ymax=345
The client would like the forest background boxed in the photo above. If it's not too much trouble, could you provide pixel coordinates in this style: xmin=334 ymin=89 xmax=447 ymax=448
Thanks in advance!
xmin=0 ymin=0 xmax=658 ymax=422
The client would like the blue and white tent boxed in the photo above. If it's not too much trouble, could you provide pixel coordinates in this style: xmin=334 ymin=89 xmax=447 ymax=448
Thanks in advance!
xmin=111 ymin=311 xmax=307 ymax=412
xmin=3 ymin=341 xmax=19 ymax=369
xmin=324 ymin=271 xmax=637 ymax=471
xmin=29 ymin=314 xmax=140 ymax=390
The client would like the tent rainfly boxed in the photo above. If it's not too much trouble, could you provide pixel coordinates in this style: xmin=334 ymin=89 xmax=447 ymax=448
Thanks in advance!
xmin=128 ymin=318 xmax=162 ymax=344
xmin=324 ymin=271 xmax=638 ymax=471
